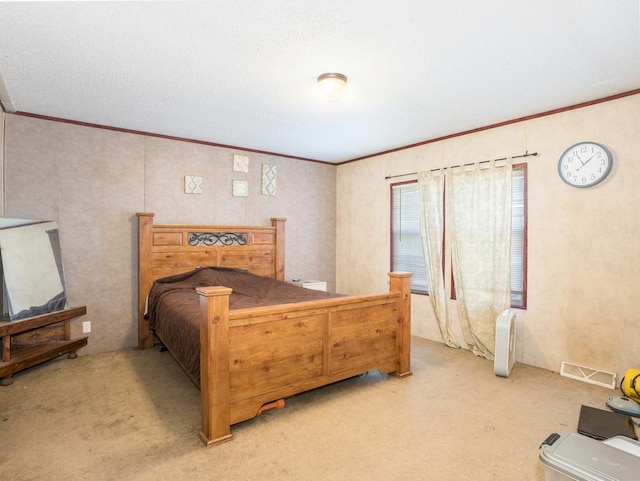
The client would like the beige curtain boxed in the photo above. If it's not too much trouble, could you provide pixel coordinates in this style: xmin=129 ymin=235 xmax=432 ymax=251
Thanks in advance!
xmin=417 ymin=170 xmax=459 ymax=347
xmin=448 ymin=159 xmax=512 ymax=359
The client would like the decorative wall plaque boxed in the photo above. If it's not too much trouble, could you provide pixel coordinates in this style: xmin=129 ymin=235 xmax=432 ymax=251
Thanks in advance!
xmin=233 ymin=154 xmax=249 ymax=173
xmin=232 ymin=180 xmax=248 ymax=197
xmin=184 ymin=175 xmax=203 ymax=194
xmin=262 ymin=164 xmax=276 ymax=196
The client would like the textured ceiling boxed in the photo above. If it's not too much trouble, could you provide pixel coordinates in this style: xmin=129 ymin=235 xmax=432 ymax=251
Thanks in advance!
xmin=0 ymin=1 xmax=639 ymax=163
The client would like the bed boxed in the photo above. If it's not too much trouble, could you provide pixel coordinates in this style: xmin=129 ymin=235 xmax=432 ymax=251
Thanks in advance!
xmin=137 ymin=212 xmax=412 ymax=446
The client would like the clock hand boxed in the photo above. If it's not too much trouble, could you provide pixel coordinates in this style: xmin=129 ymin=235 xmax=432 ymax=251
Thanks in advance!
xmin=574 ymin=153 xmax=584 ymax=166
xmin=576 ymin=154 xmax=596 ymax=171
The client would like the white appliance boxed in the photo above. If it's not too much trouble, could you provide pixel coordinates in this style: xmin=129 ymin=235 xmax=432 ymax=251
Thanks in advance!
xmin=494 ymin=308 xmax=516 ymax=377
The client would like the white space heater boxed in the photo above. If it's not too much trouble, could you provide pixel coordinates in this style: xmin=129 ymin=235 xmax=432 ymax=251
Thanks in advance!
xmin=494 ymin=309 xmax=516 ymax=377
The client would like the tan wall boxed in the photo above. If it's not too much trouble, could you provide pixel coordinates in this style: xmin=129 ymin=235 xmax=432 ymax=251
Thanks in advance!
xmin=0 ymin=111 xmax=4 ymax=215
xmin=2 ymin=115 xmax=337 ymax=354
xmin=336 ymin=94 xmax=640 ymax=380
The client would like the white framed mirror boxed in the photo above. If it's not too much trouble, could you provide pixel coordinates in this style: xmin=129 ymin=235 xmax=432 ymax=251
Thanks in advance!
xmin=0 ymin=219 xmax=67 ymax=321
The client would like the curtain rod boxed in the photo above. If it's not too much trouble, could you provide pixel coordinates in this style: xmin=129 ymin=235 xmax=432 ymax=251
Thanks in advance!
xmin=384 ymin=151 xmax=538 ymax=180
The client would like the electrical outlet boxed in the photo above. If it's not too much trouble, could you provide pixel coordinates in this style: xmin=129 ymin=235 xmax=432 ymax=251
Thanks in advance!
xmin=82 ymin=321 xmax=91 ymax=333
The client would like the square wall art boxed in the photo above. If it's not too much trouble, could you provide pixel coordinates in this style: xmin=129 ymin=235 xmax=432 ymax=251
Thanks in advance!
xmin=233 ymin=154 xmax=249 ymax=173
xmin=232 ymin=180 xmax=248 ymax=197
xmin=184 ymin=175 xmax=203 ymax=194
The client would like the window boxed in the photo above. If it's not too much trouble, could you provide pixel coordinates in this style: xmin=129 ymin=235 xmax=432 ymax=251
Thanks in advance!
xmin=390 ymin=164 xmax=527 ymax=308
xmin=391 ymin=181 xmax=428 ymax=294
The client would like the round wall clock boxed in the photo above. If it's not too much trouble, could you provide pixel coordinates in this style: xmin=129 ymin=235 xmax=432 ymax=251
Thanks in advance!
xmin=558 ymin=141 xmax=613 ymax=188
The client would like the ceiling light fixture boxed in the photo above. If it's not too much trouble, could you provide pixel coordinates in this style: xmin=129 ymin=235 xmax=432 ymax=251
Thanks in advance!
xmin=317 ymin=72 xmax=348 ymax=99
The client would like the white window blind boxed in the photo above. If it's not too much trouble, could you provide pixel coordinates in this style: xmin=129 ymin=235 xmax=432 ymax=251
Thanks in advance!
xmin=391 ymin=183 xmax=428 ymax=293
xmin=510 ymin=167 xmax=526 ymax=308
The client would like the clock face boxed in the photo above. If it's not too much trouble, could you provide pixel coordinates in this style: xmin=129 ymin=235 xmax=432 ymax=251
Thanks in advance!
xmin=558 ymin=142 xmax=613 ymax=188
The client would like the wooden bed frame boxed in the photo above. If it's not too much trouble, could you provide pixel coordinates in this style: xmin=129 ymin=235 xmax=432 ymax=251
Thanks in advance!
xmin=137 ymin=212 xmax=412 ymax=446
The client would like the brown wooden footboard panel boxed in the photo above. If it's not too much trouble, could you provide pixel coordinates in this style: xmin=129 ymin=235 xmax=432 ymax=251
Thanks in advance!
xmin=329 ymin=301 xmax=399 ymax=375
xmin=228 ymin=314 xmax=327 ymax=399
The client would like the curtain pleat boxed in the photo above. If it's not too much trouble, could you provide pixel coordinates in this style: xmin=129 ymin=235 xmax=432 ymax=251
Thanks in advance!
xmin=417 ymin=171 xmax=459 ymax=347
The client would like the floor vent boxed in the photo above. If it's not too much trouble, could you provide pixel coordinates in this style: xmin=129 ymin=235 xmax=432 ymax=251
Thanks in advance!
xmin=560 ymin=361 xmax=617 ymax=389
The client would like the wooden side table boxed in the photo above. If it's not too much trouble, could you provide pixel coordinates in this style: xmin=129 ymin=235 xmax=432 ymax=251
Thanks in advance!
xmin=0 ymin=306 xmax=88 ymax=385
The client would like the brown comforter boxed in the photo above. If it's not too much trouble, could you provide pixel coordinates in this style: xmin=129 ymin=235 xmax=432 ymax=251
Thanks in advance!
xmin=146 ymin=267 xmax=342 ymax=386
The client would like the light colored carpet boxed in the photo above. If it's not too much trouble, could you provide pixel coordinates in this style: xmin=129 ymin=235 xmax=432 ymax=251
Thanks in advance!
xmin=0 ymin=337 xmax=621 ymax=481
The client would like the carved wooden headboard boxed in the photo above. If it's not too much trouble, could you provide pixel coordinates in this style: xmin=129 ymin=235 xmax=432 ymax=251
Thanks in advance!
xmin=136 ymin=213 xmax=285 ymax=348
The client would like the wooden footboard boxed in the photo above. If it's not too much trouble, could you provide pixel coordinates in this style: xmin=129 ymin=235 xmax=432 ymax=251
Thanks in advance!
xmin=197 ymin=271 xmax=412 ymax=447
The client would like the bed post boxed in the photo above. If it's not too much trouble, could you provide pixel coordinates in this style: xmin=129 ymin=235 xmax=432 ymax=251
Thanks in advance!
xmin=137 ymin=212 xmax=155 ymax=349
xmin=197 ymin=286 xmax=233 ymax=447
xmin=389 ymin=272 xmax=412 ymax=378
xmin=271 ymin=218 xmax=286 ymax=281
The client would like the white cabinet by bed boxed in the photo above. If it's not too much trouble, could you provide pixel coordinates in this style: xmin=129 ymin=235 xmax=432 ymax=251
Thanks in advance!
xmin=289 ymin=280 xmax=327 ymax=292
